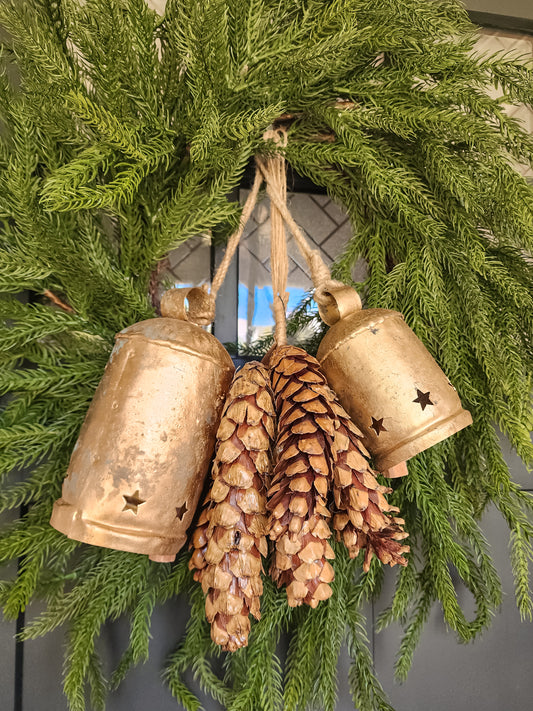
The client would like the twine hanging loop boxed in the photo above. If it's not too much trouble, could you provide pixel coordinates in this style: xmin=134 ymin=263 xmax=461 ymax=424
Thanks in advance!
xmin=172 ymin=123 xmax=360 ymax=332
xmin=171 ymin=169 xmax=263 ymax=326
xmin=258 ymin=128 xmax=290 ymax=345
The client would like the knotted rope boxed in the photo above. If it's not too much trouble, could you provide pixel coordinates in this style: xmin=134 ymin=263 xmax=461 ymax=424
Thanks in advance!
xmin=259 ymin=128 xmax=289 ymax=345
xmin=254 ymin=157 xmax=345 ymax=319
xmin=171 ymin=127 xmax=352 ymax=334
xmin=165 ymin=169 xmax=263 ymax=326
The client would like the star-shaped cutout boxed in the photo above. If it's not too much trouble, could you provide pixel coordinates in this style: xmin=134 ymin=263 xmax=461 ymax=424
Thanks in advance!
xmin=175 ymin=502 xmax=188 ymax=521
xmin=413 ymin=389 xmax=434 ymax=411
xmin=122 ymin=490 xmax=146 ymax=515
xmin=370 ymin=417 xmax=387 ymax=435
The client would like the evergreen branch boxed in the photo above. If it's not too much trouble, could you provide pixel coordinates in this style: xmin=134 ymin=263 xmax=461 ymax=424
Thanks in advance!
xmin=41 ymin=154 xmax=164 ymax=212
xmin=346 ymin=592 xmax=395 ymax=711
xmin=280 ymin=548 xmax=366 ymax=711
xmin=150 ymin=165 xmax=245 ymax=264
xmin=0 ymin=251 xmax=52 ymax=293
xmin=497 ymin=496 xmax=533 ymax=621
xmin=0 ymin=459 xmax=68 ymax=514
xmin=86 ymin=650 xmax=107 ymax=711
xmin=224 ymin=578 xmax=285 ymax=711
xmin=0 ymin=413 xmax=83 ymax=476
xmin=375 ymin=555 xmax=419 ymax=630
xmin=65 ymin=91 xmax=174 ymax=162
xmin=0 ymin=1 xmax=76 ymax=89
xmin=0 ymin=362 xmax=102 ymax=397
xmin=393 ymin=582 xmax=433 ymax=682
xmin=0 ymin=299 xmax=95 ymax=351
xmin=110 ymin=562 xmax=171 ymax=689
xmin=283 ymin=606 xmax=320 ymax=711
xmin=164 ymin=578 xmax=233 ymax=709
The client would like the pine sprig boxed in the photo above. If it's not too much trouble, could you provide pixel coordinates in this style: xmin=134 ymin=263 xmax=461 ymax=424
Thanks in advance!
xmin=346 ymin=564 xmax=395 ymax=711
xmin=164 ymin=578 xmax=233 ymax=709
xmin=224 ymin=577 xmax=287 ymax=711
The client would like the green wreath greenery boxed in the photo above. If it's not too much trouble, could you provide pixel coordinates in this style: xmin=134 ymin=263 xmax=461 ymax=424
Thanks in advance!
xmin=0 ymin=1 xmax=532 ymax=710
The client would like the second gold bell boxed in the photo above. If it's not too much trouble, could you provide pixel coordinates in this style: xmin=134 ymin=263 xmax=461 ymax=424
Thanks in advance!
xmin=316 ymin=287 xmax=472 ymax=471
xmin=50 ymin=288 xmax=235 ymax=562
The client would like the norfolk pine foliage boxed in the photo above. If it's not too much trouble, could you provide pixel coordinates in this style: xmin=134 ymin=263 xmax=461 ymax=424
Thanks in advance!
xmin=0 ymin=0 xmax=532 ymax=709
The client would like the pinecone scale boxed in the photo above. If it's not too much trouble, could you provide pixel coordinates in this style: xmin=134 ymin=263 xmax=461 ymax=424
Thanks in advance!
xmin=332 ymin=407 xmax=410 ymax=572
xmin=267 ymin=346 xmax=337 ymax=608
xmin=189 ymin=362 xmax=275 ymax=651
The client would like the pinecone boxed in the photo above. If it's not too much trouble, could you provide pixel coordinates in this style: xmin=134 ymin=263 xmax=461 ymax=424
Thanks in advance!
xmin=332 ymin=407 xmax=409 ymax=572
xmin=189 ymin=362 xmax=275 ymax=651
xmin=267 ymin=345 xmax=336 ymax=608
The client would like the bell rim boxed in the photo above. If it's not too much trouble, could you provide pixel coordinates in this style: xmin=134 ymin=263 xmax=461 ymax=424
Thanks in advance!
xmin=373 ymin=408 xmax=473 ymax=470
xmin=50 ymin=499 xmax=186 ymax=559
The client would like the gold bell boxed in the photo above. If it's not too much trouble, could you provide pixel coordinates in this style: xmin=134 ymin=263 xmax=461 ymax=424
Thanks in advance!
xmin=50 ymin=288 xmax=235 ymax=562
xmin=315 ymin=285 xmax=472 ymax=471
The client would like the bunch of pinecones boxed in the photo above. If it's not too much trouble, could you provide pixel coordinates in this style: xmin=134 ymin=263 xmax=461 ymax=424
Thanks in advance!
xmin=189 ymin=346 xmax=409 ymax=652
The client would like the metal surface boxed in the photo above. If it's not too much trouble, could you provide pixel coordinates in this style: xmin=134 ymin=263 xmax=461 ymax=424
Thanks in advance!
xmin=50 ymin=311 xmax=234 ymax=562
xmin=317 ymin=289 xmax=472 ymax=470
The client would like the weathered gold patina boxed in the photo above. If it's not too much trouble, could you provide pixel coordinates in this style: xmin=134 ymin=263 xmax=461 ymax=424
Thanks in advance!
xmin=316 ymin=286 xmax=472 ymax=471
xmin=50 ymin=289 xmax=234 ymax=562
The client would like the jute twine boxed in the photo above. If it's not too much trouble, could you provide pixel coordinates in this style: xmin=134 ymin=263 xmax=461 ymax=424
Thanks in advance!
xmin=259 ymin=128 xmax=289 ymax=345
xmin=183 ymin=127 xmax=345 ymax=342
xmin=176 ymin=169 xmax=263 ymax=326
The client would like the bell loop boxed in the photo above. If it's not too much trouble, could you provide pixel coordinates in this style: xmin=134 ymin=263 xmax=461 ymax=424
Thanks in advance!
xmin=315 ymin=284 xmax=363 ymax=326
xmin=160 ymin=286 xmax=215 ymax=326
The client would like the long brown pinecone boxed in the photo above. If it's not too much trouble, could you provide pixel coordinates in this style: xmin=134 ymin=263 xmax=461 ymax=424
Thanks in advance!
xmin=189 ymin=362 xmax=275 ymax=651
xmin=267 ymin=345 xmax=336 ymax=608
xmin=332 ymin=406 xmax=410 ymax=572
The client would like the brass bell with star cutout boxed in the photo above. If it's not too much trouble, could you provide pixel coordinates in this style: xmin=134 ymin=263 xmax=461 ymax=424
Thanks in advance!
xmin=50 ymin=288 xmax=235 ymax=562
xmin=315 ymin=285 xmax=472 ymax=472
